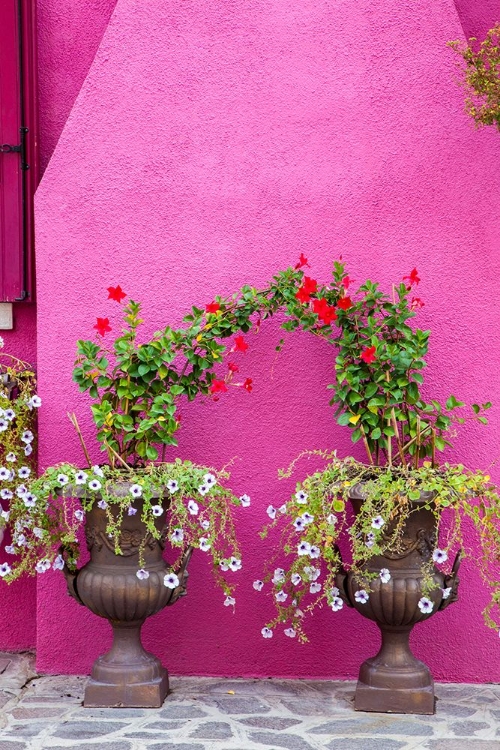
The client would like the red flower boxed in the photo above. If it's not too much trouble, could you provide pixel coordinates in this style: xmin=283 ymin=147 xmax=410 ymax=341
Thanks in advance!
xmin=341 ymin=276 xmax=353 ymax=290
xmin=360 ymin=346 xmax=377 ymax=364
xmin=227 ymin=362 xmax=239 ymax=373
xmin=94 ymin=317 xmax=112 ymax=336
xmin=337 ymin=296 xmax=352 ymax=311
xmin=206 ymin=301 xmax=220 ymax=314
xmin=243 ymin=378 xmax=253 ymax=392
xmin=233 ymin=335 xmax=249 ymax=353
xmin=411 ymin=297 xmax=424 ymax=310
xmin=295 ymin=276 xmax=318 ymax=304
xmin=210 ymin=380 xmax=228 ymax=394
xmin=107 ymin=285 xmax=126 ymax=303
xmin=403 ymin=268 xmax=420 ymax=287
xmin=295 ymin=253 xmax=310 ymax=270
xmin=312 ymin=298 xmax=337 ymax=325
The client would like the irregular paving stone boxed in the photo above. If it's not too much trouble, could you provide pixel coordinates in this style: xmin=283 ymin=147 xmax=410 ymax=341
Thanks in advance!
xmin=248 ymin=731 xmax=314 ymax=750
xmin=47 ymin=745 xmax=132 ymax=750
xmin=310 ymin=718 xmax=434 ymax=736
xmin=190 ymin=721 xmax=233 ymax=740
xmin=239 ymin=716 xmax=303 ymax=730
xmin=450 ymin=720 xmax=491 ymax=736
xmin=434 ymin=702 xmax=478 ymax=718
xmin=326 ymin=740 xmax=406 ymax=750
xmin=0 ymin=743 xmax=28 ymax=750
xmin=213 ymin=697 xmax=272 ymax=714
xmin=143 ymin=720 xmax=189 ymax=732
xmin=80 ymin=708 xmax=145 ymax=719
xmin=11 ymin=707 xmax=67 ymax=719
xmin=159 ymin=704 xmax=208 ymax=719
xmin=3 ymin=723 xmax=46 ymax=738
xmin=52 ymin=721 xmax=128 ymax=739
xmin=425 ymin=742 xmax=500 ymax=750
xmin=146 ymin=746 xmax=205 ymax=750
xmin=281 ymin=698 xmax=336 ymax=716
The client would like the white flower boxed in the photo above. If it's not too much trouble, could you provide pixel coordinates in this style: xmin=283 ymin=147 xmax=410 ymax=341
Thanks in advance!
xmin=24 ymin=444 xmax=33 ymax=457
xmin=167 ymin=479 xmax=179 ymax=493
xmin=74 ymin=471 xmax=87 ymax=485
xmin=88 ymin=479 xmax=102 ymax=491
xmin=261 ymin=627 xmax=273 ymax=639
xmin=127 ymin=506 xmax=137 ymax=516
xmin=6 ymin=453 xmax=16 ymax=462
xmin=365 ymin=532 xmax=375 ymax=548
xmin=0 ymin=489 xmax=13 ymax=500
xmin=18 ymin=467 xmax=30 ymax=479
xmin=239 ymin=494 xmax=251 ymax=507
xmin=278 ymin=504 xmax=287 ymax=514
xmin=15 ymin=533 xmax=26 ymax=546
xmin=0 ymin=420 xmax=8 ymax=433
xmin=4 ymin=409 xmax=15 ymax=421
xmin=53 ymin=555 xmax=65 ymax=571
xmin=266 ymin=505 xmax=277 ymax=519
xmin=200 ymin=519 xmax=210 ymax=530
xmin=442 ymin=587 xmax=452 ymax=600
xmin=97 ymin=499 xmax=108 ymax=510
xmin=129 ymin=484 xmax=142 ymax=498
xmin=5 ymin=546 xmax=16 ymax=555
xmin=33 ymin=528 xmax=44 ymax=539
xmin=309 ymin=545 xmax=320 ymax=559
xmin=171 ymin=528 xmax=184 ymax=543
xmin=432 ymin=549 xmax=448 ymax=565
xmin=23 ymin=494 xmax=37 ymax=508
xmin=151 ymin=505 xmax=163 ymax=517
xmin=301 ymin=512 xmax=314 ymax=525
xmin=92 ymin=465 xmax=104 ymax=477
xmin=330 ymin=586 xmax=340 ymax=597
xmin=331 ymin=596 xmax=344 ymax=612
xmin=74 ymin=509 xmax=84 ymax=522
xmin=164 ymin=572 xmax=180 ymax=589
xmin=0 ymin=563 xmax=12 ymax=577
xmin=355 ymin=589 xmax=369 ymax=604
xmin=219 ymin=560 xmax=229 ymax=571
xmin=15 ymin=484 xmax=27 ymax=497
xmin=294 ymin=518 xmax=305 ymax=531
xmin=198 ymin=484 xmax=209 ymax=496
xmin=284 ymin=628 xmax=296 ymax=638
xmin=136 ymin=569 xmax=150 ymax=580
xmin=199 ymin=537 xmax=211 ymax=552
xmin=203 ymin=473 xmax=216 ymax=487
xmin=1 ymin=510 xmax=10 ymax=522
xmin=0 ymin=468 xmax=10 ymax=481
xmin=371 ymin=516 xmax=385 ymax=530
xmin=224 ymin=596 xmax=235 ymax=607
xmin=295 ymin=490 xmax=308 ymax=504
xmin=272 ymin=568 xmax=285 ymax=584
xmin=303 ymin=566 xmax=319 ymax=581
xmin=35 ymin=560 xmax=51 ymax=574
xmin=253 ymin=580 xmax=264 ymax=591
xmin=310 ymin=582 xmax=322 ymax=594
xmin=327 ymin=513 xmax=338 ymax=525
xmin=298 ymin=541 xmax=311 ymax=556
xmin=418 ymin=597 xmax=434 ymax=614
xmin=188 ymin=499 xmax=199 ymax=515
xmin=21 ymin=430 xmax=34 ymax=443
xmin=0 ymin=336 xmax=3 ymax=348
xmin=295 ymin=608 xmax=305 ymax=618
xmin=291 ymin=573 xmax=302 ymax=586
xmin=229 ymin=557 xmax=242 ymax=572
xmin=380 ymin=568 xmax=391 ymax=584
xmin=57 ymin=474 xmax=69 ymax=486
xmin=29 ymin=395 xmax=42 ymax=408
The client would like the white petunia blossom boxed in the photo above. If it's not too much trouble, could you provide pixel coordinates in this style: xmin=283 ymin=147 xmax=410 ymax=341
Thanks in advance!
xmin=302 ymin=512 xmax=314 ymax=525
xmin=0 ymin=489 xmax=13 ymax=500
xmin=310 ymin=582 xmax=322 ymax=594
xmin=167 ymin=480 xmax=179 ymax=493
xmin=219 ymin=560 xmax=229 ymax=571
xmin=18 ymin=467 xmax=30 ymax=479
xmin=294 ymin=517 xmax=306 ymax=532
xmin=151 ymin=505 xmax=163 ymax=517
xmin=97 ymin=499 xmax=108 ymax=510
xmin=261 ymin=627 xmax=273 ymax=639
xmin=74 ymin=509 xmax=84 ymax=522
xmin=365 ymin=532 xmax=375 ymax=548
xmin=331 ymin=596 xmax=344 ymax=612
xmin=24 ymin=444 xmax=33 ymax=457
xmin=198 ymin=484 xmax=209 ymax=496
xmin=355 ymin=589 xmax=369 ymax=604
xmin=295 ymin=490 xmax=308 ymax=504
xmin=229 ymin=557 xmax=242 ymax=572
xmin=188 ymin=499 xmax=199 ymax=515
xmin=53 ymin=555 xmax=65 ymax=571
xmin=0 ymin=420 xmax=8 ymax=433
xmin=35 ymin=560 xmax=51 ymax=574
xmin=88 ymin=479 xmax=102 ymax=491
xmin=5 ymin=546 xmax=16 ymax=555
xmin=164 ymin=572 xmax=180 ymax=589
xmin=418 ymin=597 xmax=434 ymax=614
xmin=74 ymin=471 xmax=88 ymax=485
xmin=23 ymin=494 xmax=37 ymax=508
xmin=0 ymin=563 xmax=12 ymax=577
xmin=442 ymin=587 xmax=452 ymax=600
xmin=330 ymin=586 xmax=340 ymax=597
xmin=200 ymin=519 xmax=210 ymax=530
xmin=266 ymin=505 xmax=277 ymax=519
xmin=371 ymin=516 xmax=385 ymax=530
xmin=4 ymin=409 xmax=15 ymax=421
xmin=239 ymin=494 xmax=251 ymax=507
xmin=253 ymin=579 xmax=264 ymax=591
xmin=92 ymin=465 xmax=104 ymax=477
xmin=278 ymin=504 xmax=287 ymax=514
xmin=284 ymin=628 xmax=296 ymax=638
xmin=298 ymin=541 xmax=311 ymax=556
xmin=304 ymin=566 xmax=321 ymax=581
xmin=432 ymin=549 xmax=448 ymax=565
xmin=380 ymin=568 xmax=391 ymax=584
xmin=33 ymin=528 xmax=44 ymax=539
xmin=203 ymin=473 xmax=216 ymax=487
xmin=171 ymin=528 xmax=184 ymax=543
xmin=272 ymin=568 xmax=285 ymax=584
xmin=309 ymin=545 xmax=321 ymax=559
xmin=21 ymin=430 xmax=34 ymax=443
xmin=327 ymin=513 xmax=338 ymax=525
xmin=127 ymin=506 xmax=137 ymax=516
xmin=129 ymin=484 xmax=142 ymax=498
xmin=224 ymin=596 xmax=235 ymax=607
xmin=0 ymin=468 xmax=10 ymax=481
xmin=199 ymin=537 xmax=211 ymax=552
xmin=29 ymin=395 xmax=42 ymax=408
xmin=136 ymin=569 xmax=150 ymax=580
xmin=6 ymin=453 xmax=16 ymax=462
xmin=291 ymin=573 xmax=302 ymax=586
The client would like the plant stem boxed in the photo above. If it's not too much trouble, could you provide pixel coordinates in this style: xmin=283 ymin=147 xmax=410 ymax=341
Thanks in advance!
xmin=67 ymin=413 xmax=92 ymax=468
xmin=359 ymin=424 xmax=374 ymax=465
xmin=103 ymin=440 xmax=133 ymax=472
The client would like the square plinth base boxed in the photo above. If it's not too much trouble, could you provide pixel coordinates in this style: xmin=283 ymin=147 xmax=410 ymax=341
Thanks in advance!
xmin=355 ymin=682 xmax=435 ymax=715
xmin=84 ymin=672 xmax=169 ymax=708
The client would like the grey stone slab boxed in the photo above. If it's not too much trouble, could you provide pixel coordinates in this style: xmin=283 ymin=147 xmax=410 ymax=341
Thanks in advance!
xmin=144 ymin=746 xmax=204 ymax=750
xmin=435 ymin=702 xmax=478 ymax=718
xmin=281 ymin=698 xmax=338 ymax=716
xmin=212 ymin=697 xmax=272 ymax=714
xmin=144 ymin=720 xmax=190 ymax=732
xmin=0 ymin=743 xmax=27 ymax=750
xmin=238 ymin=716 xmax=303 ymax=730
xmin=159 ymin=704 xmax=208 ymax=719
xmin=310 ymin=717 xmax=434 ymax=736
xmin=51 ymin=721 xmax=128 ymax=739
xmin=325 ymin=741 xmax=406 ymax=750
xmin=2 ymin=723 xmax=45 ymax=738
xmin=190 ymin=721 xmax=233 ymax=740
xmin=11 ymin=707 xmax=67 ymax=719
xmin=424 ymin=742 xmax=500 ymax=750
xmin=248 ymin=731 xmax=315 ymax=750
xmin=450 ymin=720 xmax=491 ymax=736
xmin=78 ymin=708 xmax=145 ymax=719
xmin=47 ymin=745 xmax=132 ymax=750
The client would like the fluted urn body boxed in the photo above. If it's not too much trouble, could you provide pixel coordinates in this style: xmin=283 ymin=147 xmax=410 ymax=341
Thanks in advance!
xmin=337 ymin=485 xmax=460 ymax=715
xmin=62 ymin=488 xmax=191 ymax=708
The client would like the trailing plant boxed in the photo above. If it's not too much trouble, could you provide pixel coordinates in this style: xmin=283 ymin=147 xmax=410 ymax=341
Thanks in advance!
xmin=258 ymin=260 xmax=497 ymax=640
xmin=449 ymin=23 xmax=500 ymax=130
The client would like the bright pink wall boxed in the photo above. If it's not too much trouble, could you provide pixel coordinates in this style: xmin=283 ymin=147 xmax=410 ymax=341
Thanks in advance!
xmin=34 ymin=0 xmax=500 ymax=681
xmin=453 ymin=0 xmax=499 ymax=41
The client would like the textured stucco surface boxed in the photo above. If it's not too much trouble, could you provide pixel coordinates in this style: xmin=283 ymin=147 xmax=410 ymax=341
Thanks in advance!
xmin=32 ymin=0 xmax=500 ymax=681
xmin=453 ymin=0 xmax=499 ymax=41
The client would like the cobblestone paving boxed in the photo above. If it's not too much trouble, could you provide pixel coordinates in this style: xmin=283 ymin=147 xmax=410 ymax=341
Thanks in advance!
xmin=1 ymin=654 xmax=500 ymax=749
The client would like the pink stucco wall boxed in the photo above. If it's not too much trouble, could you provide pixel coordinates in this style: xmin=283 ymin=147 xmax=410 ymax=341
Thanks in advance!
xmin=31 ymin=0 xmax=500 ymax=682
xmin=453 ymin=0 xmax=499 ymax=41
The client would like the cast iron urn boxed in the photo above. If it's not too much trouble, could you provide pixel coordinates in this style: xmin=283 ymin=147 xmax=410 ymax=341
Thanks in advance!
xmin=336 ymin=485 xmax=461 ymax=715
xmin=61 ymin=485 xmax=192 ymax=708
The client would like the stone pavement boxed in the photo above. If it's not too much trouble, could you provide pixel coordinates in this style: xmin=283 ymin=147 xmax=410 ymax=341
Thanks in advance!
xmin=1 ymin=654 xmax=500 ymax=750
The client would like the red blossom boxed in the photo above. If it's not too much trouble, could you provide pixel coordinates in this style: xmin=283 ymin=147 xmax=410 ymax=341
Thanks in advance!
xmin=107 ymin=285 xmax=126 ymax=303
xmin=295 ymin=276 xmax=318 ymax=304
xmin=210 ymin=380 xmax=228 ymax=394
xmin=403 ymin=268 xmax=420 ymax=287
xmin=295 ymin=253 xmax=310 ymax=270
xmin=337 ymin=296 xmax=353 ymax=311
xmin=312 ymin=297 xmax=337 ymax=325
xmin=243 ymin=378 xmax=253 ymax=392
xmin=227 ymin=362 xmax=239 ymax=373
xmin=411 ymin=297 xmax=425 ymax=310
xmin=360 ymin=346 xmax=377 ymax=364
xmin=341 ymin=276 xmax=353 ymax=290
xmin=206 ymin=301 xmax=221 ymax=314
xmin=233 ymin=335 xmax=249 ymax=353
xmin=94 ymin=317 xmax=112 ymax=336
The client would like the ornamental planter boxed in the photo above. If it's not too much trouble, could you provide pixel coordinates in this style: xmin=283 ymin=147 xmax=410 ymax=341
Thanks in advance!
xmin=336 ymin=484 xmax=461 ymax=715
xmin=60 ymin=484 xmax=192 ymax=708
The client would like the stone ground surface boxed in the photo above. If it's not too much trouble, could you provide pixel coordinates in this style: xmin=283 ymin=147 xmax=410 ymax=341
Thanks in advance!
xmin=1 ymin=654 xmax=500 ymax=749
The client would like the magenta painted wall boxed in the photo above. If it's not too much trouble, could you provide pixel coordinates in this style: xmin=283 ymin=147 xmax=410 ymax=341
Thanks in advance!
xmin=31 ymin=0 xmax=500 ymax=682
xmin=453 ymin=0 xmax=499 ymax=41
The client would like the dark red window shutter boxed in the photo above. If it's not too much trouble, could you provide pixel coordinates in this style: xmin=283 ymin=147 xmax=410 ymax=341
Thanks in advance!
xmin=0 ymin=0 xmax=38 ymax=302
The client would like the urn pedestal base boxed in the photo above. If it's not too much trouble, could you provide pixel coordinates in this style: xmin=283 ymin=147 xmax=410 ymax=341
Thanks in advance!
xmin=84 ymin=670 xmax=169 ymax=709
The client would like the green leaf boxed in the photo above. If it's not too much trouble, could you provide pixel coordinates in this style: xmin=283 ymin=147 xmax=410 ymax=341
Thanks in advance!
xmin=371 ymin=428 xmax=382 ymax=440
